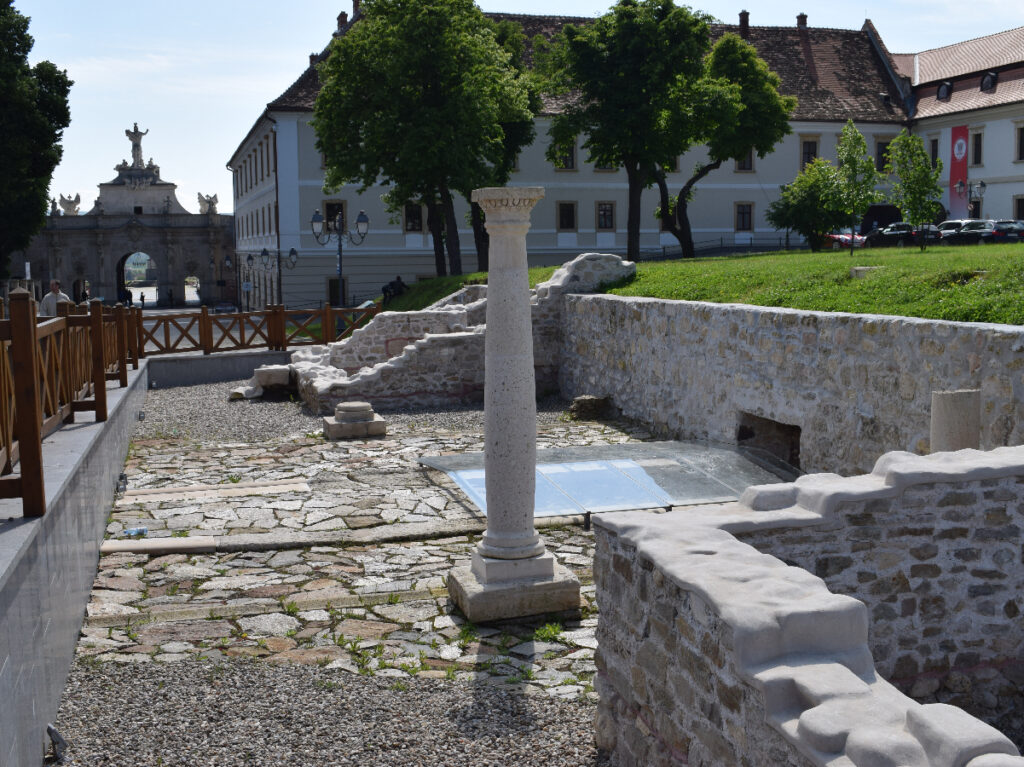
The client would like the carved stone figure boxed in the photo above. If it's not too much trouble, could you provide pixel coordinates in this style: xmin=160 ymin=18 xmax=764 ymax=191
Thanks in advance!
xmin=50 ymin=198 xmax=58 ymax=216
xmin=58 ymin=193 xmax=80 ymax=216
xmin=198 ymin=193 xmax=218 ymax=214
xmin=125 ymin=122 xmax=148 ymax=167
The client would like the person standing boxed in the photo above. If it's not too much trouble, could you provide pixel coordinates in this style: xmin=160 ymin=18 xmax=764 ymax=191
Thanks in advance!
xmin=38 ymin=280 xmax=71 ymax=316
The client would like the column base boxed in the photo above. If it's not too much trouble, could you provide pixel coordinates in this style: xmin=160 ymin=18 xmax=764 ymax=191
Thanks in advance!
xmin=447 ymin=557 xmax=581 ymax=624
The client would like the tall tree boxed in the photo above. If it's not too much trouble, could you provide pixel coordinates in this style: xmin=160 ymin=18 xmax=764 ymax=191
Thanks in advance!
xmin=834 ymin=120 xmax=882 ymax=256
xmin=0 ymin=1 xmax=72 ymax=278
xmin=885 ymin=130 xmax=944 ymax=251
xmin=539 ymin=0 xmax=714 ymax=260
xmin=313 ymin=0 xmax=534 ymax=277
xmin=654 ymin=32 xmax=796 ymax=258
xmin=765 ymin=159 xmax=845 ymax=252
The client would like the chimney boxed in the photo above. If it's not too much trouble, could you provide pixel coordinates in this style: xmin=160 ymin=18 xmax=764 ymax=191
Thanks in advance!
xmin=796 ymin=13 xmax=817 ymax=86
xmin=309 ymin=53 xmax=318 ymax=67
xmin=739 ymin=10 xmax=749 ymax=39
xmin=797 ymin=13 xmax=808 ymax=29
xmin=337 ymin=11 xmax=348 ymax=30
xmin=352 ymin=0 xmax=360 ymax=18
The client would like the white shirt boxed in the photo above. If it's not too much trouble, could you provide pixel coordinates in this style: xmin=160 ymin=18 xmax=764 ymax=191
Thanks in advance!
xmin=38 ymin=290 xmax=71 ymax=317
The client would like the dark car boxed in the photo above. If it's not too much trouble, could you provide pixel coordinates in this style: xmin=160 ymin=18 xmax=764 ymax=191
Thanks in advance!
xmin=942 ymin=219 xmax=1020 ymax=245
xmin=996 ymin=220 xmax=1024 ymax=239
xmin=937 ymin=219 xmax=975 ymax=236
xmin=864 ymin=222 xmax=942 ymax=248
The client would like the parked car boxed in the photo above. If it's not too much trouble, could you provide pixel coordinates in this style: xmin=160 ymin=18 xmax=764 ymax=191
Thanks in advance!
xmin=942 ymin=219 xmax=1020 ymax=245
xmin=995 ymin=220 xmax=1024 ymax=238
xmin=825 ymin=227 xmax=866 ymax=249
xmin=864 ymin=222 xmax=942 ymax=247
xmin=937 ymin=219 xmax=975 ymax=236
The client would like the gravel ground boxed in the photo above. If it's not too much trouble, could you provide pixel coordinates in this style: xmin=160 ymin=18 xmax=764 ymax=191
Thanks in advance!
xmin=137 ymin=380 xmax=570 ymax=443
xmin=56 ymin=659 xmax=607 ymax=767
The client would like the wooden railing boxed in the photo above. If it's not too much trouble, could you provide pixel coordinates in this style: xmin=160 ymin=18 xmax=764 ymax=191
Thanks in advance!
xmin=0 ymin=291 xmax=130 ymax=518
xmin=136 ymin=303 xmax=380 ymax=356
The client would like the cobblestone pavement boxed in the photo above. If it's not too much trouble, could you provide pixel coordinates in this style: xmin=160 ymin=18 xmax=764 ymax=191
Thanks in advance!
xmin=79 ymin=402 xmax=657 ymax=703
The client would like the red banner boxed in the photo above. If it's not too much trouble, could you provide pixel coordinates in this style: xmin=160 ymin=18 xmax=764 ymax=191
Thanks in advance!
xmin=949 ymin=126 xmax=969 ymax=218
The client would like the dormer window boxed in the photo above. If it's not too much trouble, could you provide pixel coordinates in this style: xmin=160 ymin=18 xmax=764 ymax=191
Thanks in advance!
xmin=937 ymin=81 xmax=952 ymax=100
xmin=981 ymin=71 xmax=998 ymax=92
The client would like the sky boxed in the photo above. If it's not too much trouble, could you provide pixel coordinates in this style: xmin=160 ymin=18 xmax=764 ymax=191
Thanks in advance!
xmin=16 ymin=0 xmax=1022 ymax=215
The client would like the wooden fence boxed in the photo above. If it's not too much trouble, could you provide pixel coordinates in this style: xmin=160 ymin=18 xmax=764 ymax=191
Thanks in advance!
xmin=135 ymin=303 xmax=380 ymax=356
xmin=0 ymin=291 xmax=132 ymax=518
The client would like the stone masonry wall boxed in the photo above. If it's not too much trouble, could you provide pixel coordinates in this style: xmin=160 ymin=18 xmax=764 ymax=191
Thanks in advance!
xmin=296 ymin=253 xmax=634 ymax=413
xmin=560 ymin=295 xmax=1024 ymax=475
xmin=735 ymin=448 xmax=1024 ymax=741
xmin=594 ymin=447 xmax=1024 ymax=766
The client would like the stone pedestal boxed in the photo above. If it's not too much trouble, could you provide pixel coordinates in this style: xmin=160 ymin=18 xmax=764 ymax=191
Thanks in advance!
xmin=930 ymin=389 xmax=980 ymax=452
xmin=448 ymin=187 xmax=580 ymax=622
xmin=323 ymin=401 xmax=386 ymax=440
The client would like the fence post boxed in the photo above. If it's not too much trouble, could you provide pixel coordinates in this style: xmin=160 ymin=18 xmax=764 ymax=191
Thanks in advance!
xmin=135 ymin=306 xmax=146 ymax=359
xmin=270 ymin=304 xmax=285 ymax=350
xmin=56 ymin=302 xmax=74 ymax=423
xmin=323 ymin=305 xmax=336 ymax=343
xmin=89 ymin=300 xmax=107 ymax=422
xmin=128 ymin=308 xmax=140 ymax=369
xmin=114 ymin=304 xmax=128 ymax=387
xmin=9 ymin=291 xmax=46 ymax=517
xmin=200 ymin=305 xmax=212 ymax=354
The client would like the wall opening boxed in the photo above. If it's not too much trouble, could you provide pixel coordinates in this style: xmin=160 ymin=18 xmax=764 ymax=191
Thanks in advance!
xmin=737 ymin=412 xmax=801 ymax=472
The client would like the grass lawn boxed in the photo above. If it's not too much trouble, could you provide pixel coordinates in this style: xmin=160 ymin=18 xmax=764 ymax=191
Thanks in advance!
xmin=375 ymin=245 xmax=1024 ymax=325
xmin=606 ymin=245 xmax=1024 ymax=324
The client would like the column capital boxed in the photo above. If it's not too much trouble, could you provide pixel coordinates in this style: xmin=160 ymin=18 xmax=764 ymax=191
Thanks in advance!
xmin=471 ymin=186 xmax=544 ymax=222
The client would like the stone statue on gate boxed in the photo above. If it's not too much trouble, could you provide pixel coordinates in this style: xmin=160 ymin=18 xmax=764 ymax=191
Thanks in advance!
xmin=125 ymin=122 xmax=148 ymax=167
xmin=58 ymin=193 xmax=80 ymax=216
xmin=198 ymin=193 xmax=218 ymax=214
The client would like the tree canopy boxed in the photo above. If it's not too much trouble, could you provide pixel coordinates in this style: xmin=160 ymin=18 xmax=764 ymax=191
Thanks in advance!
xmin=539 ymin=0 xmax=714 ymax=259
xmin=312 ymin=0 xmax=536 ymax=276
xmin=0 ymin=1 xmax=72 ymax=277
xmin=834 ymin=121 xmax=882 ymax=254
xmin=765 ymin=158 xmax=846 ymax=251
xmin=885 ymin=130 xmax=944 ymax=250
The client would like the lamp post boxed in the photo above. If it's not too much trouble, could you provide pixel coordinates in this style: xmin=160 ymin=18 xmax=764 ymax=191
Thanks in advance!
xmin=245 ymin=253 xmax=254 ymax=311
xmin=311 ymin=208 xmax=369 ymax=306
xmin=258 ymin=247 xmax=299 ymax=305
xmin=955 ymin=179 xmax=986 ymax=217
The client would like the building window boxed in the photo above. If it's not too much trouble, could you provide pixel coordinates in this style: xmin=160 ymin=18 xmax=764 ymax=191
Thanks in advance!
xmin=801 ymin=138 xmax=818 ymax=168
xmin=596 ymin=201 xmax=615 ymax=231
xmin=664 ymin=156 xmax=679 ymax=173
xmin=554 ymin=145 xmax=576 ymax=171
xmin=735 ymin=202 xmax=753 ymax=232
xmin=875 ymin=140 xmax=891 ymax=172
xmin=930 ymin=138 xmax=939 ymax=168
xmin=404 ymin=204 xmax=423 ymax=232
xmin=324 ymin=200 xmax=346 ymax=232
xmin=594 ymin=161 xmax=617 ymax=171
xmin=971 ymin=131 xmax=983 ymax=166
xmin=1016 ymin=196 xmax=1024 ymax=219
xmin=557 ymin=202 xmax=577 ymax=232
xmin=736 ymin=149 xmax=754 ymax=172
xmin=1016 ymin=126 xmax=1024 ymax=162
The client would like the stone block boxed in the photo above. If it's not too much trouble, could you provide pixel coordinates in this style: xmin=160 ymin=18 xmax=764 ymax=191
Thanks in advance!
xmin=322 ymin=413 xmax=386 ymax=439
xmin=447 ymin=561 xmax=580 ymax=623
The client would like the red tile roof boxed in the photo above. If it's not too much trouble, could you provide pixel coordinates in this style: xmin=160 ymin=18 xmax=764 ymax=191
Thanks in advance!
xmin=265 ymin=13 xmax=906 ymax=124
xmin=896 ymin=26 xmax=1024 ymax=84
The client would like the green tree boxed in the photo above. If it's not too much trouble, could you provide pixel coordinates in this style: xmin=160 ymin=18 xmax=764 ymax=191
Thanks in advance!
xmin=539 ymin=0 xmax=715 ymax=260
xmin=655 ymin=32 xmax=795 ymax=258
xmin=313 ymin=0 xmax=535 ymax=277
xmin=0 ymin=1 xmax=72 ymax=277
xmin=765 ymin=159 xmax=846 ymax=252
xmin=885 ymin=130 xmax=943 ymax=251
xmin=834 ymin=120 xmax=882 ymax=255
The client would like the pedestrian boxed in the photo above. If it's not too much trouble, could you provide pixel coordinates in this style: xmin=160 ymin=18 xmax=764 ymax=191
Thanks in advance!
xmin=140 ymin=293 xmax=145 ymax=309
xmin=38 ymin=280 xmax=71 ymax=316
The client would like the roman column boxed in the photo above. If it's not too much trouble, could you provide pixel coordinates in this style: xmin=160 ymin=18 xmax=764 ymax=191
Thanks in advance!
xmin=447 ymin=186 xmax=580 ymax=622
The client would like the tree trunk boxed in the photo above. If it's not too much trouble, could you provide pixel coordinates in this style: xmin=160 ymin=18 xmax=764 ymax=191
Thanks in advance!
xmin=850 ymin=213 xmax=856 ymax=257
xmin=624 ymin=163 xmax=644 ymax=261
xmin=673 ymin=160 xmax=722 ymax=259
xmin=439 ymin=185 xmax=462 ymax=276
xmin=427 ymin=201 xmax=447 ymax=277
xmin=470 ymin=202 xmax=489 ymax=272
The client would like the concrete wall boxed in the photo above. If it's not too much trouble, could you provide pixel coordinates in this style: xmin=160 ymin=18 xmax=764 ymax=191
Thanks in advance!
xmin=560 ymin=295 xmax=1024 ymax=475
xmin=147 ymin=349 xmax=291 ymax=389
xmin=593 ymin=447 xmax=1024 ymax=766
xmin=0 ymin=365 xmax=146 ymax=767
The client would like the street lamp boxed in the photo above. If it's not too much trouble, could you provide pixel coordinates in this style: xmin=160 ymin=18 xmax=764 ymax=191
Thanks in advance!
xmin=311 ymin=208 xmax=369 ymax=306
xmin=955 ymin=179 xmax=986 ymax=217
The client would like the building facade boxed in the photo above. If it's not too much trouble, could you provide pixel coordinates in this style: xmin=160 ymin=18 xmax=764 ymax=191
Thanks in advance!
xmin=228 ymin=7 xmax=1022 ymax=308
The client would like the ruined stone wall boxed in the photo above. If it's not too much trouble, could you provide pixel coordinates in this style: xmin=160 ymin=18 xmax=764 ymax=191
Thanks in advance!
xmin=594 ymin=448 xmax=1024 ymax=766
xmin=560 ymin=295 xmax=1024 ymax=475
xmin=735 ymin=449 xmax=1024 ymax=739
